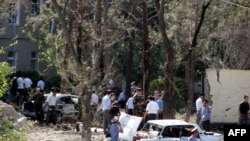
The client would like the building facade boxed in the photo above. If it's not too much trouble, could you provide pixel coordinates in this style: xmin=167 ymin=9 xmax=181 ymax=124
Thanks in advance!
xmin=0 ymin=0 xmax=48 ymax=72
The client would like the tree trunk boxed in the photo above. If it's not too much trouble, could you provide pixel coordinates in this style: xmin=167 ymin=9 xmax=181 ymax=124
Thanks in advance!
xmin=142 ymin=1 xmax=151 ymax=98
xmin=125 ymin=31 xmax=135 ymax=100
xmin=155 ymin=0 xmax=176 ymax=118
xmin=185 ymin=49 xmax=196 ymax=122
xmin=183 ymin=2 xmax=210 ymax=122
xmin=124 ymin=1 xmax=136 ymax=100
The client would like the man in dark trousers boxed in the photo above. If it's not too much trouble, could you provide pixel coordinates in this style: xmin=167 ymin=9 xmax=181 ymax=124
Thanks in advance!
xmin=238 ymin=95 xmax=250 ymax=125
xmin=45 ymin=87 xmax=57 ymax=126
xmin=30 ymin=87 xmax=45 ymax=125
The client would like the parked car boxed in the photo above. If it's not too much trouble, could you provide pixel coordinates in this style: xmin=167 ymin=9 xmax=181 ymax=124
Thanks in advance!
xmin=45 ymin=93 xmax=79 ymax=123
xmin=21 ymin=93 xmax=79 ymax=123
xmin=118 ymin=113 xmax=223 ymax=141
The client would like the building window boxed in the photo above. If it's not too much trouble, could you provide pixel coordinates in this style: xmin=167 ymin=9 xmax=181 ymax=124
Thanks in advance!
xmin=9 ymin=0 xmax=20 ymax=25
xmin=30 ymin=51 xmax=37 ymax=70
xmin=31 ymin=0 xmax=41 ymax=16
xmin=7 ymin=51 xmax=15 ymax=66
xmin=9 ymin=2 xmax=16 ymax=24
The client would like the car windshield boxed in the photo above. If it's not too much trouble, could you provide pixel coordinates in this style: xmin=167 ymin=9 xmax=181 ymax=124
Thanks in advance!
xmin=140 ymin=123 xmax=197 ymax=138
xmin=139 ymin=123 xmax=163 ymax=138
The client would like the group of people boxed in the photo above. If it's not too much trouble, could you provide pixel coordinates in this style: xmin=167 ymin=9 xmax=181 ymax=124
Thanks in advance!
xmin=101 ymin=90 xmax=123 ymax=141
xmin=195 ymin=93 xmax=212 ymax=132
xmin=9 ymin=74 xmax=45 ymax=106
xmin=30 ymin=87 xmax=58 ymax=126
xmin=100 ymin=81 xmax=164 ymax=141
xmin=195 ymin=93 xmax=250 ymax=133
xmin=8 ymin=73 xmax=59 ymax=126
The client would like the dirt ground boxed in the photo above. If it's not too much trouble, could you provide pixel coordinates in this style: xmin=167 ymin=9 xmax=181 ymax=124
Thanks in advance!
xmin=26 ymin=122 xmax=106 ymax=141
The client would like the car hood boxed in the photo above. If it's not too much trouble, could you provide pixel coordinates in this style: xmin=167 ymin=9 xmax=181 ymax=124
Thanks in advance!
xmin=119 ymin=112 xmax=143 ymax=141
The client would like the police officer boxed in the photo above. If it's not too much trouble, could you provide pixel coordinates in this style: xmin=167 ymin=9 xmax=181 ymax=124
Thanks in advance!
xmin=30 ymin=87 xmax=45 ymax=125
xmin=133 ymin=88 xmax=145 ymax=117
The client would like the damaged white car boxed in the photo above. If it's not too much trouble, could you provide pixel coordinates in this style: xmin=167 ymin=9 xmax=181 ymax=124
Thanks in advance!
xmin=118 ymin=113 xmax=223 ymax=141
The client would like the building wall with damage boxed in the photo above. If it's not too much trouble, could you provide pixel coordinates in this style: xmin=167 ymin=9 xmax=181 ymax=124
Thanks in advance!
xmin=205 ymin=69 xmax=250 ymax=123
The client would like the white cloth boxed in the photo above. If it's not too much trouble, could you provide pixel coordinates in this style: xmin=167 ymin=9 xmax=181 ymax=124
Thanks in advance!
xmin=37 ymin=80 xmax=45 ymax=90
xmin=101 ymin=94 xmax=111 ymax=110
xmin=46 ymin=93 xmax=57 ymax=106
xmin=146 ymin=101 xmax=159 ymax=114
xmin=196 ymin=97 xmax=203 ymax=111
xmin=126 ymin=97 xmax=134 ymax=109
xmin=17 ymin=77 xmax=25 ymax=89
xmin=91 ymin=93 xmax=99 ymax=105
xmin=24 ymin=77 xmax=33 ymax=88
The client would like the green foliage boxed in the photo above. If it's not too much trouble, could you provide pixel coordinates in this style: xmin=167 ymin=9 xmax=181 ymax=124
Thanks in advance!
xmin=46 ymin=75 xmax=61 ymax=93
xmin=0 ymin=121 xmax=29 ymax=141
xmin=149 ymin=77 xmax=164 ymax=94
xmin=0 ymin=62 xmax=13 ymax=97
xmin=173 ymin=77 xmax=188 ymax=111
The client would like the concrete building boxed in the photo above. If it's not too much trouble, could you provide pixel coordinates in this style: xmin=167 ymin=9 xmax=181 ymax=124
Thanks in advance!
xmin=205 ymin=69 xmax=250 ymax=124
xmin=0 ymin=0 xmax=48 ymax=72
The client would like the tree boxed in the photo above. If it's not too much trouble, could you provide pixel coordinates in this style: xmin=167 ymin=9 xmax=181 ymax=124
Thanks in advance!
xmin=142 ymin=0 xmax=151 ymax=98
xmin=0 ymin=62 xmax=13 ymax=97
xmin=155 ymin=0 xmax=177 ymax=118
xmin=182 ymin=1 xmax=210 ymax=122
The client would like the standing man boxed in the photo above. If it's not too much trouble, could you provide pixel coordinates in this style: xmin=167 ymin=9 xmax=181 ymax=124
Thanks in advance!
xmin=17 ymin=74 xmax=25 ymax=105
xmin=144 ymin=96 xmax=159 ymax=123
xmin=90 ymin=90 xmax=99 ymax=119
xmin=201 ymin=99 xmax=212 ymax=131
xmin=90 ymin=90 xmax=99 ymax=110
xmin=109 ymin=116 xmax=123 ymax=141
xmin=130 ymin=81 xmax=138 ymax=94
xmin=195 ymin=93 xmax=204 ymax=126
xmin=37 ymin=76 xmax=45 ymax=93
xmin=133 ymin=88 xmax=145 ymax=117
xmin=101 ymin=90 xmax=112 ymax=136
xmin=44 ymin=87 xmax=57 ymax=126
xmin=126 ymin=93 xmax=134 ymax=115
xmin=30 ymin=87 xmax=44 ymax=125
xmin=238 ymin=95 xmax=250 ymax=125
xmin=118 ymin=90 xmax=126 ymax=108
xmin=24 ymin=74 xmax=33 ymax=99
xmin=156 ymin=93 xmax=163 ymax=119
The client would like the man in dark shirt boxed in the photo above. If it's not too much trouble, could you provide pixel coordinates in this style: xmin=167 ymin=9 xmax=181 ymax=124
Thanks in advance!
xmin=30 ymin=87 xmax=45 ymax=124
xmin=238 ymin=95 xmax=250 ymax=125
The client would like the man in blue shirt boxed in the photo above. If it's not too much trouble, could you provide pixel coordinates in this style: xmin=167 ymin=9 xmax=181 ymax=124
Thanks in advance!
xmin=201 ymin=99 xmax=212 ymax=131
xmin=109 ymin=116 xmax=123 ymax=141
xmin=156 ymin=92 xmax=163 ymax=119
xmin=102 ymin=90 xmax=112 ymax=136
xmin=118 ymin=90 xmax=125 ymax=108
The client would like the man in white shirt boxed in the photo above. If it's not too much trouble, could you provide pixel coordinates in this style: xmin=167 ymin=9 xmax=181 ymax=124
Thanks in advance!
xmin=91 ymin=91 xmax=99 ymax=108
xmin=17 ymin=74 xmax=25 ymax=105
xmin=145 ymin=96 xmax=159 ymax=121
xmin=37 ymin=77 xmax=45 ymax=93
xmin=24 ymin=74 xmax=33 ymax=99
xmin=101 ymin=90 xmax=112 ymax=136
xmin=45 ymin=87 xmax=57 ymax=126
xmin=195 ymin=93 xmax=204 ymax=125
xmin=126 ymin=93 xmax=134 ymax=115
xmin=24 ymin=75 xmax=33 ymax=89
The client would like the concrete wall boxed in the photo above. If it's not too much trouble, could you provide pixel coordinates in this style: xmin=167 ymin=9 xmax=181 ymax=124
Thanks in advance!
xmin=205 ymin=69 xmax=250 ymax=123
